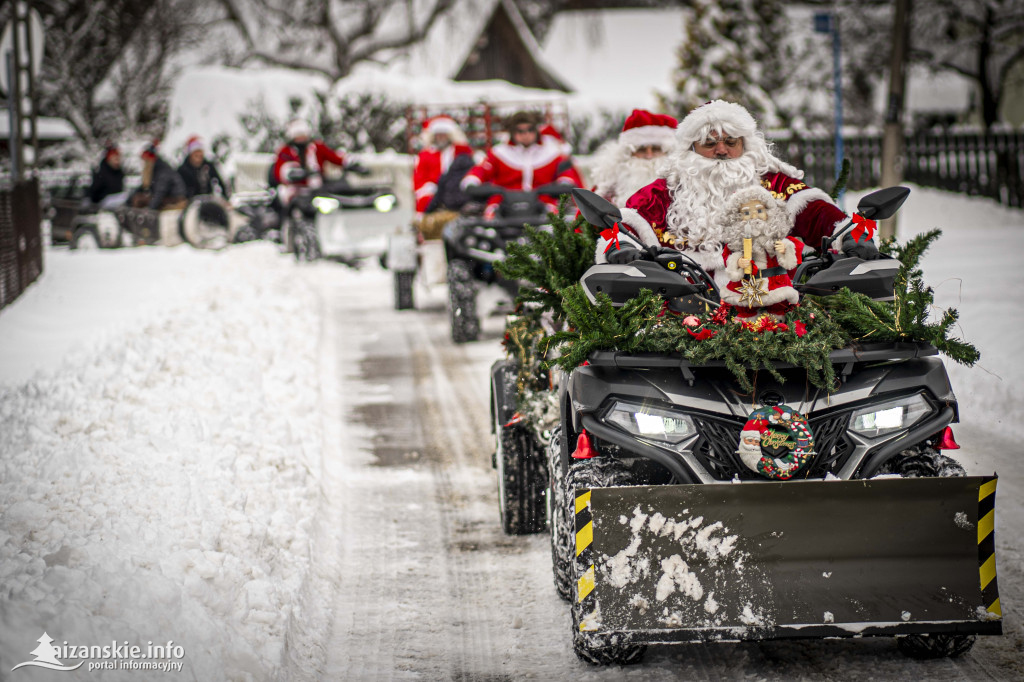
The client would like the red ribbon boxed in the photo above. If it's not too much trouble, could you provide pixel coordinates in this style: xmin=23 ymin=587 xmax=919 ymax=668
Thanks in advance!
xmin=850 ymin=214 xmax=877 ymax=243
xmin=601 ymin=223 xmax=621 ymax=253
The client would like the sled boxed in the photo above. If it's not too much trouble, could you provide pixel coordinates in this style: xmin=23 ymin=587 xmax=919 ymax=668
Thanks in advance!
xmin=573 ymin=476 xmax=1001 ymax=644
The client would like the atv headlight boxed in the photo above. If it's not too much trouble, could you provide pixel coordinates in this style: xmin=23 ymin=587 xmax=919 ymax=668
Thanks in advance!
xmin=373 ymin=194 xmax=397 ymax=213
xmin=848 ymin=394 xmax=932 ymax=439
xmin=312 ymin=196 xmax=340 ymax=214
xmin=603 ymin=400 xmax=697 ymax=445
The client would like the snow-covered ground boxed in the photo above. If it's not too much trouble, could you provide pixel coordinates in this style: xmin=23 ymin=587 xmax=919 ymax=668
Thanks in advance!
xmin=0 ymin=186 xmax=1022 ymax=679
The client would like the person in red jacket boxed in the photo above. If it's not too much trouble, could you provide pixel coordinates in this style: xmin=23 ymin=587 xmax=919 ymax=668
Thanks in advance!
xmin=596 ymin=100 xmax=876 ymax=268
xmin=461 ymin=111 xmax=582 ymax=219
xmin=413 ymin=116 xmax=475 ymax=239
xmin=272 ymin=118 xmax=349 ymax=208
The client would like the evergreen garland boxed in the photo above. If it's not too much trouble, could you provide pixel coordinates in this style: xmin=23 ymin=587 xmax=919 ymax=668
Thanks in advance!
xmin=812 ymin=229 xmax=980 ymax=366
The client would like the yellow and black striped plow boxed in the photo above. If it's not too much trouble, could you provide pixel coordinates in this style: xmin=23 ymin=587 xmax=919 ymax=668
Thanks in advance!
xmin=574 ymin=490 xmax=598 ymax=631
xmin=572 ymin=477 xmax=1002 ymax=644
xmin=978 ymin=476 xmax=1001 ymax=619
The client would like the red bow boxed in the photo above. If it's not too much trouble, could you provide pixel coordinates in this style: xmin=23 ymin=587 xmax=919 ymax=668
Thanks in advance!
xmin=601 ymin=223 xmax=620 ymax=253
xmin=850 ymin=214 xmax=877 ymax=243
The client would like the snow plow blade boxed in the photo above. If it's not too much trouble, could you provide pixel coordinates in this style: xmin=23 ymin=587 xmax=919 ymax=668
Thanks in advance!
xmin=575 ymin=477 xmax=1001 ymax=644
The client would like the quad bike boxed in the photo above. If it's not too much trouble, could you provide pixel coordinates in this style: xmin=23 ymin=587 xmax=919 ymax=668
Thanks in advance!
xmin=442 ymin=182 xmax=574 ymax=343
xmin=280 ymin=167 xmax=404 ymax=264
xmin=496 ymin=187 xmax=1002 ymax=665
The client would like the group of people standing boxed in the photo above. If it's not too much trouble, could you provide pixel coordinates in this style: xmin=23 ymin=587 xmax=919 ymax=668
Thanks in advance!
xmin=87 ymin=137 xmax=229 ymax=211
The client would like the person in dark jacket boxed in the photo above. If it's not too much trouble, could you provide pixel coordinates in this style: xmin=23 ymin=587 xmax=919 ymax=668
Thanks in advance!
xmin=177 ymin=136 xmax=229 ymax=200
xmin=88 ymin=144 xmax=125 ymax=205
xmin=133 ymin=141 xmax=187 ymax=211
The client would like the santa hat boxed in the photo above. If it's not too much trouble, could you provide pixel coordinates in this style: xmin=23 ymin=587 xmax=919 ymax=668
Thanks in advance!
xmin=676 ymin=100 xmax=758 ymax=147
xmin=422 ymin=116 xmax=466 ymax=144
xmin=619 ymin=109 xmax=678 ymax=149
xmin=185 ymin=135 xmax=204 ymax=155
xmin=104 ymin=143 xmax=120 ymax=160
xmin=140 ymin=140 xmax=159 ymax=161
xmin=286 ymin=118 xmax=312 ymax=140
xmin=740 ymin=417 xmax=769 ymax=441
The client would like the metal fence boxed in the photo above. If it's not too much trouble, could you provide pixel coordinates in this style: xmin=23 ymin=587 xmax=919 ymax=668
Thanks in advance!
xmin=775 ymin=131 xmax=1024 ymax=209
xmin=0 ymin=178 xmax=43 ymax=311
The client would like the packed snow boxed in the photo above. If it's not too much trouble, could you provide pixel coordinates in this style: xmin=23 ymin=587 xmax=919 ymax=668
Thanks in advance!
xmin=0 ymin=185 xmax=1022 ymax=679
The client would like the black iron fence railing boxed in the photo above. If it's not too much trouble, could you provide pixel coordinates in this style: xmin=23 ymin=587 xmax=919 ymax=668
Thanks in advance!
xmin=0 ymin=178 xmax=43 ymax=311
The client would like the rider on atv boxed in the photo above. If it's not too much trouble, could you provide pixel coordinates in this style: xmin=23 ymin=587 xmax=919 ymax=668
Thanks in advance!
xmin=460 ymin=110 xmax=583 ymax=218
xmin=595 ymin=100 xmax=878 ymax=269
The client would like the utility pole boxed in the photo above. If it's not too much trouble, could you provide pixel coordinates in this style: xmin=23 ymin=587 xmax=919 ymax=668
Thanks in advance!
xmin=880 ymin=0 xmax=911 ymax=239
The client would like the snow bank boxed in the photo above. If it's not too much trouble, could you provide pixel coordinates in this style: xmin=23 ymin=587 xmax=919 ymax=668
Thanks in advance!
xmin=0 ymin=244 xmax=328 ymax=680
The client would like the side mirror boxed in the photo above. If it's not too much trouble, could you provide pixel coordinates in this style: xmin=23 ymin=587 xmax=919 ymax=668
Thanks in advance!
xmin=572 ymin=188 xmax=622 ymax=230
xmin=856 ymin=186 xmax=910 ymax=221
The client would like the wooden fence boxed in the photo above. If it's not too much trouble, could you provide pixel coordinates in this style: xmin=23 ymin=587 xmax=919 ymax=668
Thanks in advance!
xmin=775 ymin=131 xmax=1024 ymax=209
xmin=0 ymin=178 xmax=43 ymax=311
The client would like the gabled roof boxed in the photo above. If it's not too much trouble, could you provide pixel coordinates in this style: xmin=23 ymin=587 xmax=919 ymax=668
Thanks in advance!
xmin=381 ymin=0 xmax=569 ymax=91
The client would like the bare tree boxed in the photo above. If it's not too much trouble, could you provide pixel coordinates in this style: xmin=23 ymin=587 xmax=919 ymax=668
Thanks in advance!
xmin=35 ymin=0 xmax=208 ymax=148
xmin=910 ymin=0 xmax=1024 ymax=129
xmin=211 ymin=0 xmax=460 ymax=81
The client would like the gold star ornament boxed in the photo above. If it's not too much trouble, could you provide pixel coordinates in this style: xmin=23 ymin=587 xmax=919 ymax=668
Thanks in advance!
xmin=738 ymin=276 xmax=769 ymax=307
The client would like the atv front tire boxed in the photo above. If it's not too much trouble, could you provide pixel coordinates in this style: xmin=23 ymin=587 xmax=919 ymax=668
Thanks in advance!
xmin=548 ymin=428 xmax=573 ymax=601
xmin=881 ymin=446 xmax=976 ymax=659
xmin=293 ymin=220 xmax=321 ymax=262
xmin=896 ymin=633 xmax=977 ymax=659
xmin=447 ymin=259 xmax=479 ymax=343
xmin=394 ymin=271 xmax=415 ymax=310
xmin=493 ymin=377 xmax=546 ymax=535
xmin=567 ymin=457 xmax=647 ymax=665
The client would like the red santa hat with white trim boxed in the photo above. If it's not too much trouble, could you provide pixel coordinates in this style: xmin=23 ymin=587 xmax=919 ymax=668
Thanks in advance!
xmin=423 ymin=116 xmax=466 ymax=144
xmin=740 ymin=416 xmax=770 ymax=442
xmin=185 ymin=135 xmax=204 ymax=155
xmin=618 ymin=109 xmax=678 ymax=149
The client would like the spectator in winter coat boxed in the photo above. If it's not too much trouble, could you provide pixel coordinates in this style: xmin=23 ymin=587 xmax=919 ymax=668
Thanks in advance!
xmin=177 ymin=136 xmax=229 ymax=200
xmin=134 ymin=142 xmax=187 ymax=211
xmin=461 ymin=110 xmax=582 ymax=219
xmin=596 ymin=100 xmax=876 ymax=267
xmin=413 ymin=116 xmax=475 ymax=239
xmin=88 ymin=144 xmax=126 ymax=206
xmin=271 ymin=118 xmax=349 ymax=208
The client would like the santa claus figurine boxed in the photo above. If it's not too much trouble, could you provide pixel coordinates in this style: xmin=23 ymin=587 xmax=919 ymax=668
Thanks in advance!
xmin=716 ymin=185 xmax=803 ymax=320
xmin=589 ymin=108 xmax=678 ymax=207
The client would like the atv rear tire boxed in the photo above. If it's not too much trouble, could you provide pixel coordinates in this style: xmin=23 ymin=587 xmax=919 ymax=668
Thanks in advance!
xmin=567 ymin=457 xmax=648 ymax=665
xmin=394 ymin=271 xmax=415 ymax=310
xmin=71 ymin=225 xmax=101 ymax=250
xmin=493 ymin=383 xmax=546 ymax=535
xmin=293 ymin=220 xmax=321 ymax=262
xmin=896 ymin=633 xmax=977 ymax=659
xmin=447 ymin=259 xmax=479 ymax=343
xmin=882 ymin=446 xmax=976 ymax=659
xmin=548 ymin=428 xmax=573 ymax=601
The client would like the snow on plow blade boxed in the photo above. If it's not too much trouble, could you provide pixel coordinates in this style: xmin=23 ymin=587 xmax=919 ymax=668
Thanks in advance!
xmin=575 ymin=477 xmax=1001 ymax=643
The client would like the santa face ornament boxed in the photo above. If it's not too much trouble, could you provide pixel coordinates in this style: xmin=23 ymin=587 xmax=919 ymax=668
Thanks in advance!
xmin=736 ymin=405 xmax=816 ymax=480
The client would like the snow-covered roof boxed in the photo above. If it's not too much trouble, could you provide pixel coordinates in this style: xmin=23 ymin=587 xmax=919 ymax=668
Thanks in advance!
xmin=541 ymin=8 xmax=687 ymax=113
xmin=0 ymin=110 xmax=76 ymax=141
xmin=380 ymin=0 xmax=567 ymax=90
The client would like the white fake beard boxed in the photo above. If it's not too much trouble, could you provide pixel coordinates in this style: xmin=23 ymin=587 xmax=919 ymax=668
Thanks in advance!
xmin=610 ymin=156 xmax=663 ymax=204
xmin=664 ymin=153 xmax=760 ymax=258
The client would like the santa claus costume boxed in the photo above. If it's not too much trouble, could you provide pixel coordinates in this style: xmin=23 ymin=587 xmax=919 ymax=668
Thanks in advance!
xmin=590 ymin=109 xmax=678 ymax=207
xmin=597 ymin=100 xmax=847 ymax=271
xmin=413 ymin=116 xmax=475 ymax=214
xmin=271 ymin=118 xmax=349 ymax=207
xmin=461 ymin=114 xmax=582 ymax=218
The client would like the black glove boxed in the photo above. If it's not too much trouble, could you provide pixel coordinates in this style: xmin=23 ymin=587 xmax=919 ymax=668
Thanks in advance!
xmin=607 ymin=246 xmax=644 ymax=264
xmin=841 ymin=233 xmax=880 ymax=260
xmin=346 ymin=162 xmax=371 ymax=176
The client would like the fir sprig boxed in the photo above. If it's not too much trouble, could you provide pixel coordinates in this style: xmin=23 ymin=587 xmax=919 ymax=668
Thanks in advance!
xmin=814 ymin=229 xmax=980 ymax=365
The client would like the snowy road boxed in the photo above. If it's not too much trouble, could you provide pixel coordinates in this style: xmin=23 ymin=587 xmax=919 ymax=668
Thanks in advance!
xmin=297 ymin=263 xmax=1022 ymax=681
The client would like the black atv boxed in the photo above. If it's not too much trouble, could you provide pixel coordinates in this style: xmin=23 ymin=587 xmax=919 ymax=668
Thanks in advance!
xmin=443 ymin=182 xmax=574 ymax=343
xmin=498 ymin=188 xmax=1002 ymax=665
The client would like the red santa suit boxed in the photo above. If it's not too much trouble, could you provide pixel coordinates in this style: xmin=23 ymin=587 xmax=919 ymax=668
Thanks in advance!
xmin=272 ymin=137 xmax=348 ymax=206
xmin=462 ymin=135 xmax=582 ymax=217
xmin=413 ymin=117 xmax=474 ymax=213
